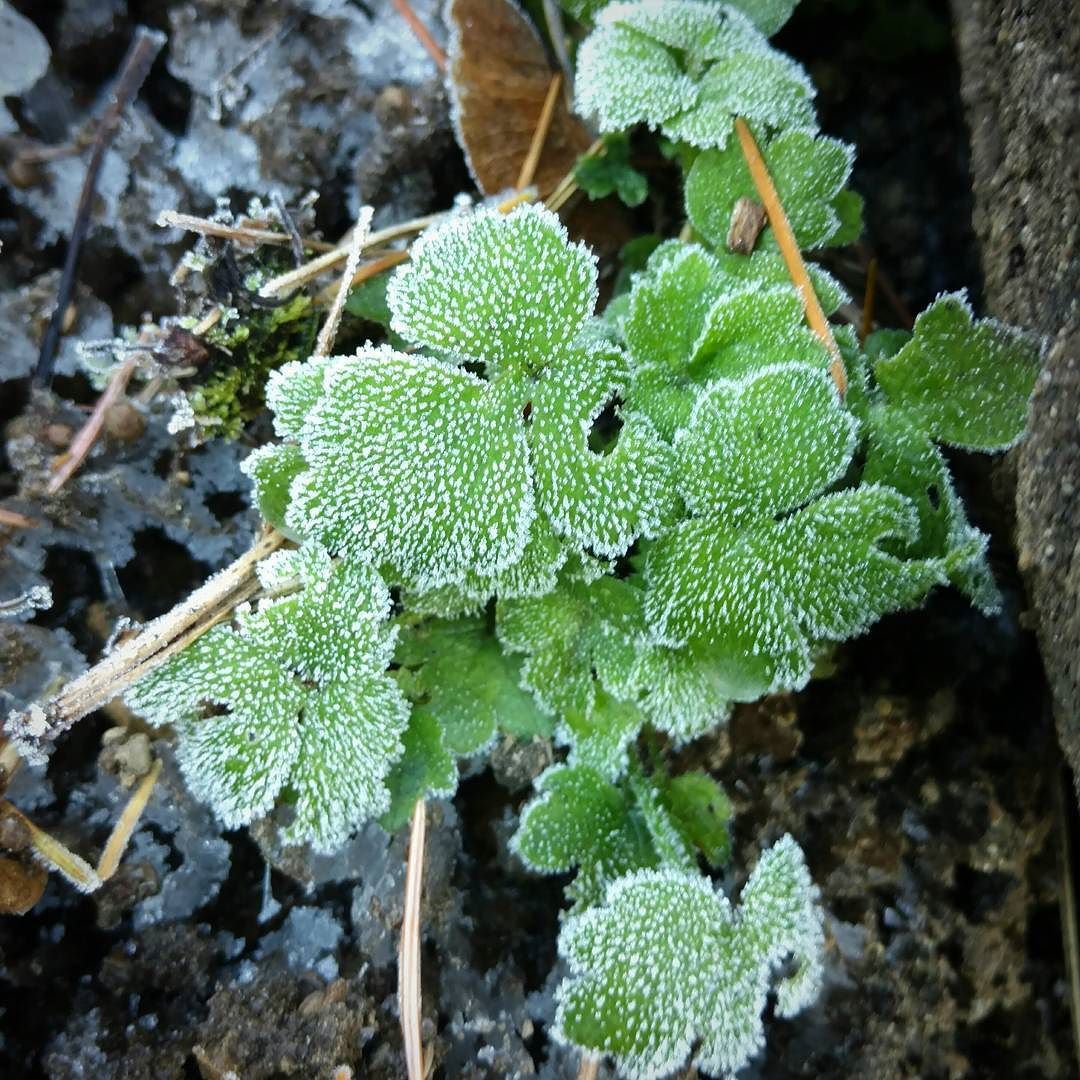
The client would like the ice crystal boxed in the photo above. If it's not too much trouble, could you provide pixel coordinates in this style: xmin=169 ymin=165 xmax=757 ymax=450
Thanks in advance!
xmin=686 ymin=128 xmax=860 ymax=250
xmin=576 ymin=1 xmax=816 ymax=150
xmin=126 ymin=543 xmax=409 ymax=851
xmin=873 ymin=291 xmax=1041 ymax=451
xmin=554 ymin=836 xmax=824 ymax=1078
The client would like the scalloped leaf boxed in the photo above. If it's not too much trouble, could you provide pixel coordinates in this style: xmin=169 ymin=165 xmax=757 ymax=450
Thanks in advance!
xmin=554 ymin=836 xmax=824 ymax=1078
xmin=513 ymin=763 xmax=658 ymax=909
xmin=127 ymin=544 xmax=409 ymax=850
xmin=497 ymin=572 xmax=646 ymax=718
xmin=862 ymin=405 xmax=1000 ymax=613
xmin=665 ymin=50 xmax=816 ymax=148
xmin=873 ymin=292 xmax=1040 ymax=451
xmin=674 ymin=361 xmax=857 ymax=521
xmin=395 ymin=616 xmax=553 ymax=756
xmin=576 ymin=23 xmax=699 ymax=134
xmin=284 ymin=348 xmax=534 ymax=590
xmin=662 ymin=770 xmax=732 ymax=867
xmin=531 ymin=344 xmax=676 ymax=555
xmin=645 ymin=486 xmax=948 ymax=697
xmin=559 ymin=690 xmax=646 ymax=779
xmin=380 ymin=707 xmax=457 ymax=833
xmin=686 ymin=129 xmax=857 ymax=250
xmin=388 ymin=205 xmax=598 ymax=380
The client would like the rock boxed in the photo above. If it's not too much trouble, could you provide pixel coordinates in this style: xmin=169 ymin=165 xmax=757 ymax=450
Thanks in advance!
xmin=950 ymin=0 xmax=1080 ymax=793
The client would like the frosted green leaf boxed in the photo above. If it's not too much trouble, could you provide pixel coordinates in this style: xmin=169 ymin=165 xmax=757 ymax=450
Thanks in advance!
xmin=395 ymin=617 xmax=552 ymax=756
xmin=862 ymin=405 xmax=1000 ymax=613
xmin=873 ymin=292 xmax=1041 ymax=451
xmin=531 ymin=344 xmax=675 ymax=555
xmin=286 ymin=348 xmax=533 ymax=590
xmin=645 ymin=516 xmax=810 ymax=697
xmin=624 ymin=245 xmax=728 ymax=373
xmin=576 ymin=24 xmax=699 ymax=134
xmin=513 ymin=764 xmax=657 ymax=909
xmin=131 ymin=624 xmax=305 ymax=829
xmin=666 ymin=51 xmax=816 ymax=148
xmin=686 ymin=129 xmax=856 ymax=250
xmin=403 ymin=517 xmax=571 ymax=618
xmin=265 ymin=356 xmax=337 ymax=438
xmin=627 ymin=763 xmax=696 ymax=871
xmin=690 ymin=284 xmax=830 ymax=378
xmin=559 ymin=691 xmax=646 ymax=780
xmin=555 ymin=835 xmax=824 ymax=1078
xmin=674 ymin=362 xmax=857 ymax=521
xmin=645 ymin=486 xmax=948 ymax=697
xmin=284 ymin=675 xmax=410 ymax=850
xmin=761 ymin=485 xmax=948 ymax=641
xmin=242 ymin=442 xmax=306 ymax=538
xmin=498 ymin=573 xmax=646 ymax=718
xmin=127 ymin=543 xmax=409 ymax=850
xmin=709 ymin=249 xmax=848 ymax=314
xmin=724 ymin=0 xmax=799 ymax=35
xmin=380 ymin=707 xmax=457 ymax=834
xmin=598 ymin=1 xmax=766 ymax=68
xmin=388 ymin=204 xmax=598 ymax=379
xmin=633 ymin=641 xmax=734 ymax=740
xmin=663 ymin=771 xmax=732 ymax=867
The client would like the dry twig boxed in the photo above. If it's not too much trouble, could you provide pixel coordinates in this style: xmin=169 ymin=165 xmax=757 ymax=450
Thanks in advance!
xmin=34 ymin=27 xmax=166 ymax=385
xmin=399 ymin=798 xmax=428 ymax=1080
xmin=157 ymin=210 xmax=336 ymax=252
xmin=4 ymin=528 xmax=285 ymax=763
xmin=314 ymin=208 xmax=374 ymax=358
xmin=47 ymin=356 xmax=139 ymax=494
xmin=391 ymin=0 xmax=447 ymax=72
xmin=516 ymin=73 xmax=564 ymax=193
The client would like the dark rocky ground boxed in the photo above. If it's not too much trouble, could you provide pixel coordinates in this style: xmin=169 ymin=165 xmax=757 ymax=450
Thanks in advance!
xmin=0 ymin=0 xmax=1075 ymax=1076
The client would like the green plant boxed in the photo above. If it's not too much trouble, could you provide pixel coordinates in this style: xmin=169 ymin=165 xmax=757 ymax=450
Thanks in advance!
xmin=114 ymin=0 xmax=1040 ymax=1075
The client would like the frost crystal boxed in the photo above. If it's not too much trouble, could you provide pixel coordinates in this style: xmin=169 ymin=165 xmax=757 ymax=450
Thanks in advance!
xmin=127 ymin=543 xmax=409 ymax=851
xmin=554 ymin=835 xmax=824 ymax=1078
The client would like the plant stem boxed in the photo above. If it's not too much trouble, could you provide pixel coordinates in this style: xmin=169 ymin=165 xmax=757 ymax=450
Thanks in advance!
xmin=733 ymin=117 xmax=847 ymax=395
xmin=313 ymin=208 xmax=374 ymax=358
xmin=390 ymin=0 xmax=447 ymax=72
xmin=4 ymin=528 xmax=285 ymax=764
xmin=157 ymin=210 xmax=336 ymax=252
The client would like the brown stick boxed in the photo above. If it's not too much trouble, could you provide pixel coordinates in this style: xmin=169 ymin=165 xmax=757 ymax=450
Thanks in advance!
xmin=733 ymin=117 xmax=846 ymax=395
xmin=399 ymin=798 xmax=428 ymax=1080
xmin=516 ymin=73 xmax=563 ymax=192
xmin=4 ymin=529 xmax=285 ymax=763
xmin=47 ymin=356 xmax=139 ymax=494
xmin=34 ymin=27 xmax=166 ymax=385
xmin=0 ymin=508 xmax=40 ymax=530
xmin=97 ymin=758 xmax=163 ymax=880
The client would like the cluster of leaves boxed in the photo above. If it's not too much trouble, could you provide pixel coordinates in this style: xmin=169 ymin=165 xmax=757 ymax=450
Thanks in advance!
xmin=124 ymin=1 xmax=1040 ymax=1076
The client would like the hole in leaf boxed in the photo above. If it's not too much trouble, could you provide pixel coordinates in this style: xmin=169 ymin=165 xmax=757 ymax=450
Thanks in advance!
xmin=196 ymin=701 xmax=230 ymax=721
xmin=588 ymin=396 xmax=624 ymax=455
xmin=926 ymin=484 xmax=941 ymax=510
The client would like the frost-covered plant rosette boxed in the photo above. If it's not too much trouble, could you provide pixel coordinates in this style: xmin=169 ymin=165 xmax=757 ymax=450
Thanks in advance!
xmin=125 ymin=0 xmax=1040 ymax=1076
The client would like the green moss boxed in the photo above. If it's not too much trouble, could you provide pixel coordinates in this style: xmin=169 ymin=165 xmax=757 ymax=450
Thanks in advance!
xmin=189 ymin=294 xmax=318 ymax=439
